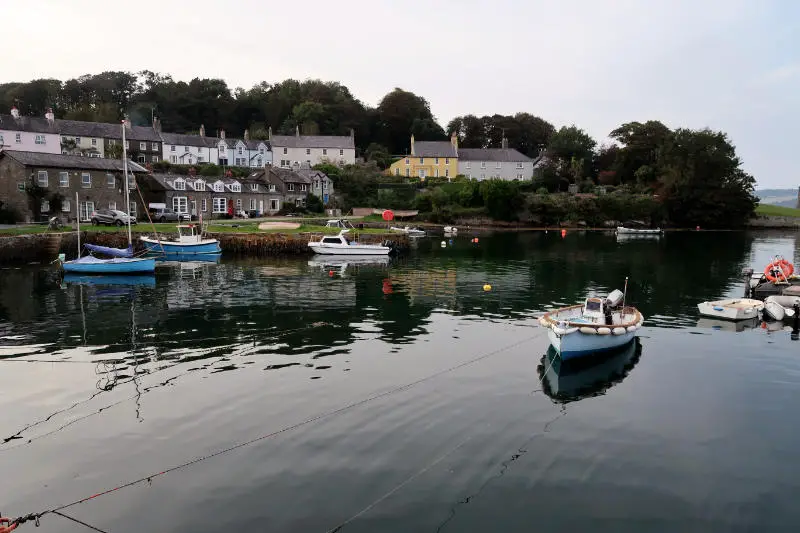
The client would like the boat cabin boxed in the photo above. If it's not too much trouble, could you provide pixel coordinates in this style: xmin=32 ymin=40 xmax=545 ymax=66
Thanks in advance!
xmin=320 ymin=232 xmax=352 ymax=246
xmin=325 ymin=219 xmax=354 ymax=230
xmin=176 ymin=225 xmax=203 ymax=244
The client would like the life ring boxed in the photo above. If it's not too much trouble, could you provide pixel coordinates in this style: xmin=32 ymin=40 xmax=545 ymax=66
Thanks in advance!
xmin=765 ymin=259 xmax=794 ymax=283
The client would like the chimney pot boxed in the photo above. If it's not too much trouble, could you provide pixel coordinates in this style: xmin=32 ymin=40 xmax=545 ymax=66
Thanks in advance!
xmin=244 ymin=129 xmax=250 ymax=141
xmin=268 ymin=126 xmax=273 ymax=140
xmin=220 ymin=129 xmax=226 ymax=140
xmin=10 ymin=106 xmax=19 ymax=119
xmin=200 ymin=124 xmax=205 ymax=137
xmin=295 ymin=125 xmax=300 ymax=137
xmin=501 ymin=137 xmax=508 ymax=149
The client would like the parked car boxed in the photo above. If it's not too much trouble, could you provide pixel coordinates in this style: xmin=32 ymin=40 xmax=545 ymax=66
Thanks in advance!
xmin=90 ymin=209 xmax=137 ymax=226
xmin=149 ymin=207 xmax=190 ymax=223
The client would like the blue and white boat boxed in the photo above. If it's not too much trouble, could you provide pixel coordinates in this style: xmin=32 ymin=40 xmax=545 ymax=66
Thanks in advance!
xmin=539 ymin=289 xmax=644 ymax=360
xmin=141 ymin=225 xmax=221 ymax=257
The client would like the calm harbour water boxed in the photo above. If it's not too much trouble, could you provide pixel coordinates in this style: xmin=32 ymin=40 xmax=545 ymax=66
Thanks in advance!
xmin=2 ymin=230 xmax=800 ymax=532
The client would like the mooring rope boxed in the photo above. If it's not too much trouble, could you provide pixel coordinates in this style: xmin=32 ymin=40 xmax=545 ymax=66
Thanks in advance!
xmin=5 ymin=328 xmax=545 ymax=531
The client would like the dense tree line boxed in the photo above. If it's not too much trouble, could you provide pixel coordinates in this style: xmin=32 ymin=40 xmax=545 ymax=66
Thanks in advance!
xmin=0 ymin=71 xmax=757 ymax=226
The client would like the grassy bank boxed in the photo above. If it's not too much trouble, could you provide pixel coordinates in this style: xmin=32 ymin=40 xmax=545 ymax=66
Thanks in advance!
xmin=755 ymin=204 xmax=800 ymax=217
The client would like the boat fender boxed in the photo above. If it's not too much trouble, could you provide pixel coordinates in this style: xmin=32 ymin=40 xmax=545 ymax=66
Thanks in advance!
xmin=553 ymin=326 xmax=578 ymax=336
xmin=626 ymin=325 xmax=637 ymax=333
xmin=597 ymin=327 xmax=612 ymax=335
xmin=612 ymin=327 xmax=627 ymax=335
xmin=579 ymin=327 xmax=597 ymax=335
xmin=538 ymin=316 xmax=549 ymax=327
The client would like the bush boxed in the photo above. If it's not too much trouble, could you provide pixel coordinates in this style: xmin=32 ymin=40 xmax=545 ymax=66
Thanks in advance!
xmin=305 ymin=193 xmax=324 ymax=213
xmin=0 ymin=201 xmax=19 ymax=224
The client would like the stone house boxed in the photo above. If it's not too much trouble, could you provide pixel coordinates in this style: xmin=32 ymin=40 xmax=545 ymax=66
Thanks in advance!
xmin=0 ymin=150 xmax=148 ymax=223
xmin=294 ymin=166 xmax=334 ymax=205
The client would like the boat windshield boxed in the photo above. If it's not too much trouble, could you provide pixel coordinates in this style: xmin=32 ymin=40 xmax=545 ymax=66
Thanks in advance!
xmin=585 ymin=300 xmax=602 ymax=312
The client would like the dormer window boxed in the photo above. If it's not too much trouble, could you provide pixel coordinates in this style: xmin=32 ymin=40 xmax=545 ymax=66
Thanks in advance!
xmin=229 ymin=182 xmax=241 ymax=192
xmin=174 ymin=179 xmax=186 ymax=190
xmin=250 ymin=184 xmax=259 ymax=192
xmin=237 ymin=146 xmax=243 ymax=155
xmin=213 ymin=181 xmax=224 ymax=192
xmin=259 ymin=147 xmax=264 ymax=154
xmin=194 ymin=180 xmax=206 ymax=191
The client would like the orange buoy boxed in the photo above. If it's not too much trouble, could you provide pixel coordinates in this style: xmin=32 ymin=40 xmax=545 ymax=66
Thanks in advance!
xmin=561 ymin=229 xmax=566 ymax=238
xmin=329 ymin=270 xmax=334 ymax=277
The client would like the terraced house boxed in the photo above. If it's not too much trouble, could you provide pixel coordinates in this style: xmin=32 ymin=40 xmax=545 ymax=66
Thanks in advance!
xmin=0 ymin=151 xmax=148 ymax=223
xmin=269 ymin=126 xmax=355 ymax=168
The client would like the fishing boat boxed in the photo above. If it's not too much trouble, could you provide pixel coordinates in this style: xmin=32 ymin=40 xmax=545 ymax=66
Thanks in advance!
xmin=539 ymin=338 xmax=641 ymax=403
xmin=697 ymin=298 xmax=764 ymax=321
xmin=538 ymin=287 xmax=644 ymax=360
xmin=308 ymin=230 xmax=391 ymax=256
xmin=141 ymin=225 xmax=221 ymax=256
xmin=61 ymin=122 xmax=156 ymax=275
xmin=390 ymin=226 xmax=426 ymax=237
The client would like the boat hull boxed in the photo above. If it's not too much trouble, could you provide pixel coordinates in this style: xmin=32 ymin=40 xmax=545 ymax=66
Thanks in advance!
xmin=548 ymin=328 xmax=637 ymax=360
xmin=62 ymin=256 xmax=156 ymax=274
xmin=141 ymin=237 xmax=221 ymax=255
xmin=308 ymin=244 xmax=390 ymax=255
xmin=616 ymin=227 xmax=661 ymax=235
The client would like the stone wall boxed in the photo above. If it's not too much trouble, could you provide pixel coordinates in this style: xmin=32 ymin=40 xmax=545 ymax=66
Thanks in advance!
xmin=746 ymin=216 xmax=800 ymax=228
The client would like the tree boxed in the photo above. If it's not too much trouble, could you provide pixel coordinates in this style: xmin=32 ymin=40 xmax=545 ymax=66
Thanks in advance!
xmin=480 ymin=180 xmax=524 ymax=221
xmin=364 ymin=143 xmax=392 ymax=169
xmin=376 ymin=88 xmax=442 ymax=154
xmin=609 ymin=120 xmax=672 ymax=184
xmin=546 ymin=125 xmax=597 ymax=182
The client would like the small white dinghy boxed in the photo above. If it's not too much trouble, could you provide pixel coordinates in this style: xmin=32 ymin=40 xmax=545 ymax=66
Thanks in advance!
xmin=697 ymin=298 xmax=764 ymax=321
xmin=763 ymin=295 xmax=800 ymax=321
xmin=539 ymin=289 xmax=644 ymax=360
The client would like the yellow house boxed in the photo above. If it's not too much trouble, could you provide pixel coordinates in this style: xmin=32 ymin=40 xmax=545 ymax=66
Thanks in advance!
xmin=389 ymin=133 xmax=459 ymax=180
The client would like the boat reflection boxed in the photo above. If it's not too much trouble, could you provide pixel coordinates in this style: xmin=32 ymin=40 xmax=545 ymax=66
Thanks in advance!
xmin=308 ymin=255 xmax=391 ymax=276
xmin=696 ymin=317 xmax=760 ymax=332
xmin=149 ymin=253 xmax=221 ymax=264
xmin=538 ymin=338 xmax=641 ymax=403
xmin=62 ymin=273 xmax=156 ymax=288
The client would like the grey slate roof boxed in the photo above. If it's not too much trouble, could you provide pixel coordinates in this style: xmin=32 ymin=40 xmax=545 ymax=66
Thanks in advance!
xmin=0 ymin=114 xmax=60 ymax=134
xmin=270 ymin=166 xmax=311 ymax=184
xmin=0 ymin=114 xmax=162 ymax=142
xmin=457 ymin=148 xmax=533 ymax=163
xmin=1 ymin=150 xmax=148 ymax=172
xmin=413 ymin=141 xmax=457 ymax=158
xmin=244 ymin=139 xmax=270 ymax=150
xmin=270 ymin=134 xmax=354 ymax=150
xmin=160 ymin=132 xmax=219 ymax=148
xmin=294 ymin=168 xmax=330 ymax=181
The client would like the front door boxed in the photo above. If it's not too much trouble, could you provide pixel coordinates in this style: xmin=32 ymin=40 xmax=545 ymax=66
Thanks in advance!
xmin=80 ymin=201 xmax=95 ymax=221
xmin=191 ymin=200 xmax=197 ymax=217
xmin=259 ymin=200 xmax=264 ymax=215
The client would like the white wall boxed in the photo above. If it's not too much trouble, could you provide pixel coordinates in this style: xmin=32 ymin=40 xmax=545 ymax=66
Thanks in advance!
xmin=458 ymin=160 xmax=533 ymax=181
xmin=273 ymin=146 xmax=355 ymax=167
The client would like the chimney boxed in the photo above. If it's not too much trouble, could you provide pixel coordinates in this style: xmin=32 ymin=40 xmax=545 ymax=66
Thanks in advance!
xmin=200 ymin=124 xmax=205 ymax=137
xmin=295 ymin=125 xmax=300 ymax=137
xmin=244 ymin=129 xmax=250 ymax=141
xmin=410 ymin=134 xmax=415 ymax=156
xmin=268 ymin=126 xmax=273 ymax=140
xmin=501 ymin=136 xmax=509 ymax=149
xmin=45 ymin=108 xmax=55 ymax=124
xmin=349 ymin=128 xmax=354 ymax=139
xmin=220 ymin=129 xmax=226 ymax=140
xmin=153 ymin=117 xmax=161 ymax=133
xmin=10 ymin=106 xmax=19 ymax=119
xmin=450 ymin=132 xmax=458 ymax=150
xmin=123 ymin=119 xmax=131 ymax=130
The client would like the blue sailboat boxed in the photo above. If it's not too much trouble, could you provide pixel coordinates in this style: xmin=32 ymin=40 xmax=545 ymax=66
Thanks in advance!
xmin=141 ymin=224 xmax=221 ymax=257
xmin=61 ymin=121 xmax=156 ymax=275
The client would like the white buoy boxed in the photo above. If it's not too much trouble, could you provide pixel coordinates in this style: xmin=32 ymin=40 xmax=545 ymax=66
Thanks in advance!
xmin=441 ymin=241 xmax=446 ymax=248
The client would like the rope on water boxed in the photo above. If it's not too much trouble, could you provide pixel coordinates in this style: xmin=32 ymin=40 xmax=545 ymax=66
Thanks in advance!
xmin=6 ymin=328 xmax=545 ymax=529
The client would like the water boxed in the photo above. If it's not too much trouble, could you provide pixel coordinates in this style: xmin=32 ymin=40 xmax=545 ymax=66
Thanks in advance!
xmin=1 ymin=230 xmax=800 ymax=532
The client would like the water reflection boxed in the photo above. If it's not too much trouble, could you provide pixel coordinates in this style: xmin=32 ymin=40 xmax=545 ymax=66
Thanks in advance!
xmin=538 ymin=338 xmax=642 ymax=403
xmin=696 ymin=317 xmax=761 ymax=333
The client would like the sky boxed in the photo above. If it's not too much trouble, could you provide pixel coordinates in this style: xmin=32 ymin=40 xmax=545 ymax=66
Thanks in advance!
xmin=4 ymin=0 xmax=799 ymax=188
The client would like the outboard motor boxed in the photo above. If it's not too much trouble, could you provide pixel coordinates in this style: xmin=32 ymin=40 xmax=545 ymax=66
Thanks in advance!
xmin=605 ymin=289 xmax=624 ymax=309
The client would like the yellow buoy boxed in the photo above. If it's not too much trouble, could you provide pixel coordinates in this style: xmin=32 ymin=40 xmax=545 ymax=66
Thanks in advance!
xmin=483 ymin=284 xmax=492 ymax=291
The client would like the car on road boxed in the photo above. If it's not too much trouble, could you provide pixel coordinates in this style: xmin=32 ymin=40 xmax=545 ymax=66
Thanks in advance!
xmin=148 ymin=207 xmax=191 ymax=223
xmin=90 ymin=209 xmax=137 ymax=226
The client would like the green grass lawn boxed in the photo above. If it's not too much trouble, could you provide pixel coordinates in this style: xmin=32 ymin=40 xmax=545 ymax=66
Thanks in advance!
xmin=756 ymin=204 xmax=800 ymax=217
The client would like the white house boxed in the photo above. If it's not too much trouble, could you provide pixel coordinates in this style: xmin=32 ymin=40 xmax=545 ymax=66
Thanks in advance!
xmin=217 ymin=130 xmax=271 ymax=168
xmin=161 ymin=126 xmax=219 ymax=165
xmin=457 ymin=138 xmax=538 ymax=181
xmin=269 ymin=126 xmax=355 ymax=168
xmin=0 ymin=107 xmax=61 ymax=155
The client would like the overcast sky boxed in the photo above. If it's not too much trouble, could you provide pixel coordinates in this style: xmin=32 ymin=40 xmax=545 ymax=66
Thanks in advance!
xmin=5 ymin=0 xmax=798 ymax=188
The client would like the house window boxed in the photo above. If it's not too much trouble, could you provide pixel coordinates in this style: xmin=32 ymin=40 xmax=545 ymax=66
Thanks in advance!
xmin=301 ymin=184 xmax=308 ymax=192
xmin=466 ymin=162 xmax=471 ymax=169
xmin=81 ymin=173 xmax=91 ymax=188
xmin=106 ymin=173 xmax=115 ymax=188
xmin=152 ymin=142 xmax=158 ymax=150
xmin=137 ymin=155 xmax=145 ymax=163
xmin=259 ymin=147 xmax=264 ymax=154
xmin=202 ymin=199 xmax=207 ymax=212
xmin=419 ymin=169 xmax=426 ymax=178
xmin=295 ymin=198 xmax=303 ymax=207
xmin=270 ymin=199 xmax=279 ymax=210
xmin=129 ymin=201 xmax=137 ymax=216
xmin=212 ymin=197 xmax=227 ymax=213
xmin=173 ymin=196 xmax=188 ymax=214
xmin=445 ymin=158 xmax=449 ymax=164
xmin=41 ymin=200 xmax=50 ymax=212
xmin=76 ymin=137 xmax=81 ymax=144
xmin=323 ymin=181 xmax=328 ymax=190
xmin=37 ymin=171 xmax=48 ymax=187
xmin=62 ymin=200 xmax=71 ymax=213
xmin=170 ymin=145 xmax=176 ymax=152
xmin=435 ymin=168 xmax=439 ymax=177
xmin=269 ymin=184 xmax=276 ymax=192
xmin=198 ymin=156 xmax=204 ymax=162
xmin=238 ymin=146 xmax=243 ymax=155
xmin=213 ymin=182 xmax=224 ymax=192
xmin=79 ymin=201 xmax=95 ymax=221
xmin=445 ymin=169 xmax=450 ymax=177
xmin=250 ymin=184 xmax=259 ymax=192
xmin=480 ymin=174 xmax=485 ymax=180
xmin=305 ymin=148 xmax=310 ymax=155
xmin=235 ymin=198 xmax=242 ymax=209
xmin=139 ymin=142 xmax=146 ymax=150
xmin=339 ymin=149 xmax=343 ymax=156
xmin=59 ymin=172 xmax=69 ymax=187
xmin=394 ymin=168 xmax=399 ymax=176
xmin=169 ymin=155 xmax=176 ymax=163
xmin=174 ymin=179 xmax=186 ymax=190
xmin=516 ymin=174 xmax=524 ymax=179
xmin=91 ymin=138 xmax=97 ymax=146
xmin=405 ymin=168 xmax=409 ymax=177
xmin=496 ymin=161 xmax=502 ymax=169
xmin=283 ymin=148 xmax=287 ymax=154
xmin=314 ymin=179 xmax=320 ymax=189
xmin=195 ymin=181 xmax=206 ymax=191
xmin=480 ymin=162 xmax=486 ymax=169
xmin=35 ymin=135 xmax=46 ymax=145
xmin=230 ymin=183 xmax=241 ymax=192
xmin=405 ymin=158 xmax=409 ymax=165
xmin=288 ymin=183 xmax=295 ymax=192
xmin=15 ymin=133 xmax=21 ymax=144
xmin=516 ymin=162 xmax=524 ymax=169
xmin=109 ymin=201 xmax=117 ymax=211
xmin=323 ymin=149 xmax=327 ymax=155
xmin=249 ymin=198 xmax=256 ymax=210
xmin=419 ymin=157 xmax=424 ymax=164
xmin=17 ymin=182 xmax=25 ymax=192
xmin=435 ymin=157 xmax=439 ymax=164
xmin=152 ymin=155 xmax=159 ymax=162
xmin=0 ymin=134 xmax=4 ymax=144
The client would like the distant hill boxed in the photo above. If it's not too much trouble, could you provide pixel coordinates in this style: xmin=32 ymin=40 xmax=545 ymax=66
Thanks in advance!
xmin=757 ymin=188 xmax=798 ymax=208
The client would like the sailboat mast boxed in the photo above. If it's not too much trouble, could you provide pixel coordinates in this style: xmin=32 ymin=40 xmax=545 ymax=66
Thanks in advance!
xmin=122 ymin=121 xmax=133 ymax=248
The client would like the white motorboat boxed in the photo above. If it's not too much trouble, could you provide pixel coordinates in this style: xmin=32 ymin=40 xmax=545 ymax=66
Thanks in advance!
xmin=539 ymin=289 xmax=644 ymax=360
xmin=308 ymin=230 xmax=391 ymax=256
xmin=615 ymin=226 xmax=662 ymax=235
xmin=390 ymin=226 xmax=426 ymax=237
xmin=697 ymin=298 xmax=764 ymax=321
xmin=763 ymin=295 xmax=800 ymax=321
xmin=443 ymin=226 xmax=458 ymax=234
